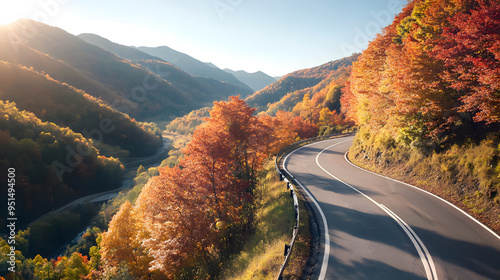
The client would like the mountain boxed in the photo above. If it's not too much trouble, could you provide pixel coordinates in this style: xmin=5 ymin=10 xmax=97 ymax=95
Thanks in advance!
xmin=223 ymin=69 xmax=276 ymax=91
xmin=78 ymin=33 xmax=161 ymax=61
xmin=0 ymin=40 xmax=126 ymax=110
xmin=136 ymin=60 xmax=254 ymax=102
xmin=0 ymin=19 xmax=213 ymax=120
xmin=137 ymin=45 xmax=254 ymax=92
xmin=0 ymin=99 xmax=124 ymax=228
xmin=245 ymin=54 xmax=359 ymax=114
xmin=0 ymin=60 xmax=162 ymax=157
xmin=77 ymin=33 xmax=253 ymax=101
xmin=205 ymin=62 xmax=219 ymax=68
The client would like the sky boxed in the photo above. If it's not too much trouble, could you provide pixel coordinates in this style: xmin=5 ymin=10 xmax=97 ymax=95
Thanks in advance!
xmin=0 ymin=0 xmax=408 ymax=77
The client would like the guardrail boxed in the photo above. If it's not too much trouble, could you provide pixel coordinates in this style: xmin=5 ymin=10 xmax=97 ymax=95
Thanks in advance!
xmin=274 ymin=132 xmax=354 ymax=280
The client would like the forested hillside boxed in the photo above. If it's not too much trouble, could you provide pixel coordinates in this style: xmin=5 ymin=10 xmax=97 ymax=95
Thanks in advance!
xmin=0 ymin=41 xmax=123 ymax=107
xmin=165 ymin=107 xmax=211 ymax=135
xmin=246 ymin=54 xmax=358 ymax=114
xmin=0 ymin=100 xmax=124 ymax=229
xmin=0 ymin=60 xmax=162 ymax=230
xmin=0 ymin=61 xmax=162 ymax=157
xmin=343 ymin=0 xmax=500 ymax=231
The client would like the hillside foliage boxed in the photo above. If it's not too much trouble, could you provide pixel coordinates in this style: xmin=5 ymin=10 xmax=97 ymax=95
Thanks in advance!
xmin=165 ymin=107 xmax=211 ymax=135
xmin=0 ymin=100 xmax=124 ymax=230
xmin=0 ymin=61 xmax=162 ymax=157
xmin=343 ymin=0 xmax=500 ymax=226
xmin=246 ymin=55 xmax=358 ymax=113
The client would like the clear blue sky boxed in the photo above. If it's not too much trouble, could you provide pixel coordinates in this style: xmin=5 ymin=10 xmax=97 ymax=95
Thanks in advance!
xmin=2 ymin=0 xmax=408 ymax=76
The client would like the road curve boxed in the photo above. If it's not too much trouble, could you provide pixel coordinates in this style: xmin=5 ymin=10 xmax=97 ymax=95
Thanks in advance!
xmin=284 ymin=136 xmax=500 ymax=280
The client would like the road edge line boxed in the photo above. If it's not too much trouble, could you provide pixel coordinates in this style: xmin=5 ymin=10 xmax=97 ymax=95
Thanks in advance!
xmin=316 ymin=139 xmax=437 ymax=280
xmin=343 ymin=150 xmax=500 ymax=241
xmin=283 ymin=142 xmax=331 ymax=280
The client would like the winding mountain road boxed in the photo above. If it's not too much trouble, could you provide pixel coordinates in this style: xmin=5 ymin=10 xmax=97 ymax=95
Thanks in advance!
xmin=284 ymin=136 xmax=500 ymax=280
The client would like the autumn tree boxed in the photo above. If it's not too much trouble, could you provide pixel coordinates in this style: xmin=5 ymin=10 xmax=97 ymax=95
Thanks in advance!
xmin=179 ymin=96 xmax=273 ymax=259
xmin=101 ymin=96 xmax=276 ymax=278
xmin=259 ymin=110 xmax=298 ymax=154
xmin=100 ymin=201 xmax=150 ymax=277
xmin=342 ymin=0 xmax=500 ymax=153
xmin=433 ymin=0 xmax=500 ymax=124
xmin=346 ymin=25 xmax=395 ymax=130
xmin=132 ymin=167 xmax=217 ymax=278
xmin=198 ymin=96 xmax=273 ymax=184
xmin=62 ymin=252 xmax=90 ymax=280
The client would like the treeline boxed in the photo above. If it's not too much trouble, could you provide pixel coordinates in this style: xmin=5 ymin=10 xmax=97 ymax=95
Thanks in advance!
xmin=343 ymin=0 xmax=500 ymax=226
xmin=344 ymin=0 xmax=500 ymax=145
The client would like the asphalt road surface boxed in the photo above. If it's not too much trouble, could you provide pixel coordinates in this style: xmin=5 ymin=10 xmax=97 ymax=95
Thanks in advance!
xmin=284 ymin=136 xmax=500 ymax=280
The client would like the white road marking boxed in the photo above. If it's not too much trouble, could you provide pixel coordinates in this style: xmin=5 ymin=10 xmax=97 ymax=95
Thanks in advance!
xmin=344 ymin=150 xmax=500 ymax=241
xmin=380 ymin=204 xmax=438 ymax=280
xmin=314 ymin=140 xmax=439 ymax=280
xmin=283 ymin=143 xmax=331 ymax=280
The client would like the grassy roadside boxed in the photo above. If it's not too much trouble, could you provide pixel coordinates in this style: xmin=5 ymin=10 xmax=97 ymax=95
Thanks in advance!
xmin=222 ymin=159 xmax=311 ymax=280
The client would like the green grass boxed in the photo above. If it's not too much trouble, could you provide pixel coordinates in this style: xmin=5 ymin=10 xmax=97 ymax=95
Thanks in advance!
xmin=222 ymin=160 xmax=310 ymax=280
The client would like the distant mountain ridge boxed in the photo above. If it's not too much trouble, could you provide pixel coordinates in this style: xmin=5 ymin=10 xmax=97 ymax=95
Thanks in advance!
xmin=78 ymin=33 xmax=161 ymax=61
xmin=223 ymin=69 xmax=276 ymax=92
xmin=137 ymin=45 xmax=253 ymax=92
xmin=0 ymin=20 xmax=196 ymax=120
xmin=77 ymin=33 xmax=253 ymax=103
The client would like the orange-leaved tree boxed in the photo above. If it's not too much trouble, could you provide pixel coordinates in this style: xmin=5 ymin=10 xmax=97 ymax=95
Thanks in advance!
xmin=100 ymin=96 xmax=277 ymax=278
xmin=100 ymin=201 xmax=151 ymax=277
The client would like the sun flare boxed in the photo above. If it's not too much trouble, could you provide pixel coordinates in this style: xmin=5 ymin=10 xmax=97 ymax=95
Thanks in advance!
xmin=0 ymin=1 xmax=24 ymax=25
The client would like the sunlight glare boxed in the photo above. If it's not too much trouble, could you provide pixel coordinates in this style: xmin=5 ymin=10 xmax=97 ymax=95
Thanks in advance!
xmin=0 ymin=1 xmax=23 ymax=25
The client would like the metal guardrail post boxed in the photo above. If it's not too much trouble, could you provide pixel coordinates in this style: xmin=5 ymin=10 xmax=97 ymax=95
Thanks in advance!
xmin=274 ymin=132 xmax=354 ymax=279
